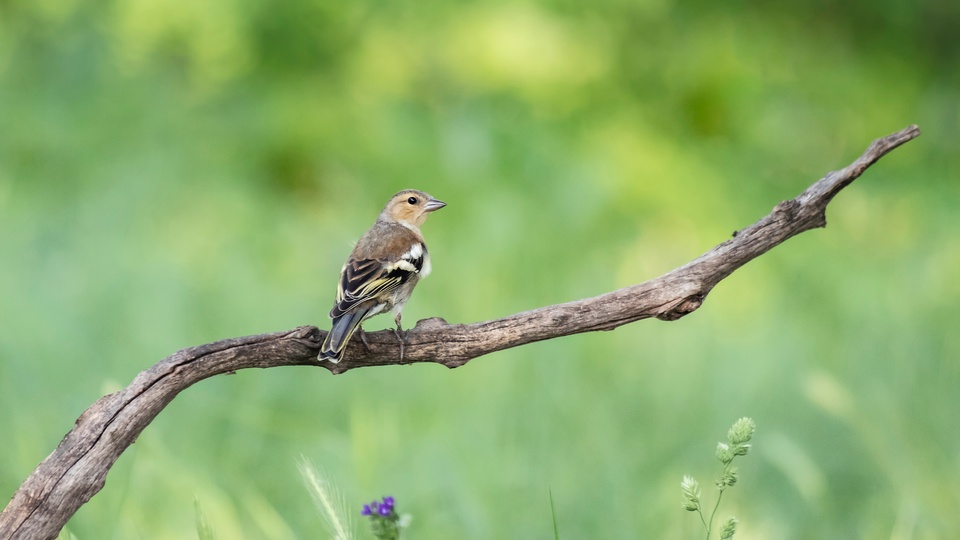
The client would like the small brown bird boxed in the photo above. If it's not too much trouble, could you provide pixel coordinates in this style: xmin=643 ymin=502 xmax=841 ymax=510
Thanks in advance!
xmin=319 ymin=189 xmax=446 ymax=363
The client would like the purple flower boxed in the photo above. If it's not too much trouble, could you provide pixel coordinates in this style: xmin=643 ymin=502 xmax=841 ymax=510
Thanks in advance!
xmin=361 ymin=496 xmax=399 ymax=524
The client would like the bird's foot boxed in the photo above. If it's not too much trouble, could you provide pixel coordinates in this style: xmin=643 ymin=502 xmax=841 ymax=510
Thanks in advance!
xmin=357 ymin=325 xmax=372 ymax=351
xmin=393 ymin=317 xmax=407 ymax=361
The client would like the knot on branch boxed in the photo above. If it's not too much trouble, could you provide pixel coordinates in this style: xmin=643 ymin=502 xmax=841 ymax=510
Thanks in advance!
xmin=413 ymin=317 xmax=449 ymax=330
xmin=776 ymin=197 xmax=826 ymax=230
xmin=656 ymin=294 xmax=705 ymax=321
xmin=288 ymin=325 xmax=323 ymax=346
xmin=773 ymin=199 xmax=801 ymax=219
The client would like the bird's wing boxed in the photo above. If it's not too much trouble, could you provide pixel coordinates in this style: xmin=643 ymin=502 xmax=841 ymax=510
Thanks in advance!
xmin=330 ymin=242 xmax=427 ymax=318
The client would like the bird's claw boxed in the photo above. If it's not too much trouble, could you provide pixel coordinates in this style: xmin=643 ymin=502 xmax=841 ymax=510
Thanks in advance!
xmin=357 ymin=325 xmax=372 ymax=351
xmin=392 ymin=316 xmax=407 ymax=361
xmin=392 ymin=327 xmax=408 ymax=361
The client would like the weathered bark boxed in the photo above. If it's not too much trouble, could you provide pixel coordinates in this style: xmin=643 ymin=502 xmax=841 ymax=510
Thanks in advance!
xmin=0 ymin=125 xmax=920 ymax=539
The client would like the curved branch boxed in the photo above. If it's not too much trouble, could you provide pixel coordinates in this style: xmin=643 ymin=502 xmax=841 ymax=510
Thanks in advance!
xmin=0 ymin=125 xmax=920 ymax=539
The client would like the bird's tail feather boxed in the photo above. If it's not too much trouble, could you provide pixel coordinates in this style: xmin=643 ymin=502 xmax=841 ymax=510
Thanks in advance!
xmin=319 ymin=308 xmax=369 ymax=363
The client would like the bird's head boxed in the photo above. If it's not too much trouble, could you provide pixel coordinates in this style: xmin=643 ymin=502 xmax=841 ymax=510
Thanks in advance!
xmin=382 ymin=189 xmax=446 ymax=228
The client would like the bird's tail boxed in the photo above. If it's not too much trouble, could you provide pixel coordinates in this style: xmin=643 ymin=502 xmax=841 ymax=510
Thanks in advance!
xmin=319 ymin=308 xmax=369 ymax=363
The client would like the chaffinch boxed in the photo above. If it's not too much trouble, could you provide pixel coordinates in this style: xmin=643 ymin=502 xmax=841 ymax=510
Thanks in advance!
xmin=319 ymin=189 xmax=446 ymax=363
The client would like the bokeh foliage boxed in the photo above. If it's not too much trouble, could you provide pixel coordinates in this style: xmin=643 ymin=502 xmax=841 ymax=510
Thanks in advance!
xmin=1 ymin=0 xmax=958 ymax=538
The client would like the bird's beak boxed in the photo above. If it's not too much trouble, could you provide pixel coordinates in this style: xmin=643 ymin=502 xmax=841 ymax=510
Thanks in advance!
xmin=424 ymin=198 xmax=446 ymax=212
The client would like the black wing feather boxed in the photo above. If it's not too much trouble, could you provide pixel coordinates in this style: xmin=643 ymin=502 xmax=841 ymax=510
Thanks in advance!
xmin=329 ymin=246 xmax=425 ymax=319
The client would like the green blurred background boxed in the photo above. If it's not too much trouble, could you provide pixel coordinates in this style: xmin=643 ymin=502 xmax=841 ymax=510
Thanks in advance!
xmin=1 ymin=0 xmax=958 ymax=538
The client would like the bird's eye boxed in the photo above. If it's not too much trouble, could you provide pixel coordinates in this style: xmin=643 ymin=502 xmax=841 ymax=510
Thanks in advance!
xmin=407 ymin=197 xmax=418 ymax=205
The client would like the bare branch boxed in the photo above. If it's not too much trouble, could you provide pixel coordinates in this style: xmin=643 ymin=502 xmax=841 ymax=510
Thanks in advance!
xmin=0 ymin=125 xmax=920 ymax=539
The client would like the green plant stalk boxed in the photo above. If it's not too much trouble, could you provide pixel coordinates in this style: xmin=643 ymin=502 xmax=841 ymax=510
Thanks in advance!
xmin=706 ymin=481 xmax=727 ymax=540
xmin=549 ymin=488 xmax=560 ymax=540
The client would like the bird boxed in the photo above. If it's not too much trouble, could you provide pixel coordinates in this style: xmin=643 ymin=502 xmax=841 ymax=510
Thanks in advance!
xmin=318 ymin=189 xmax=446 ymax=363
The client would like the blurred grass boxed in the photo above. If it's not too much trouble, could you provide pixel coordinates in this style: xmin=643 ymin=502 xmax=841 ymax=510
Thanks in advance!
xmin=1 ymin=0 xmax=959 ymax=538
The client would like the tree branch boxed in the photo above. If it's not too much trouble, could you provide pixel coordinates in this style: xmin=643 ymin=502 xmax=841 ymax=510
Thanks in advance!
xmin=0 ymin=125 xmax=920 ymax=539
